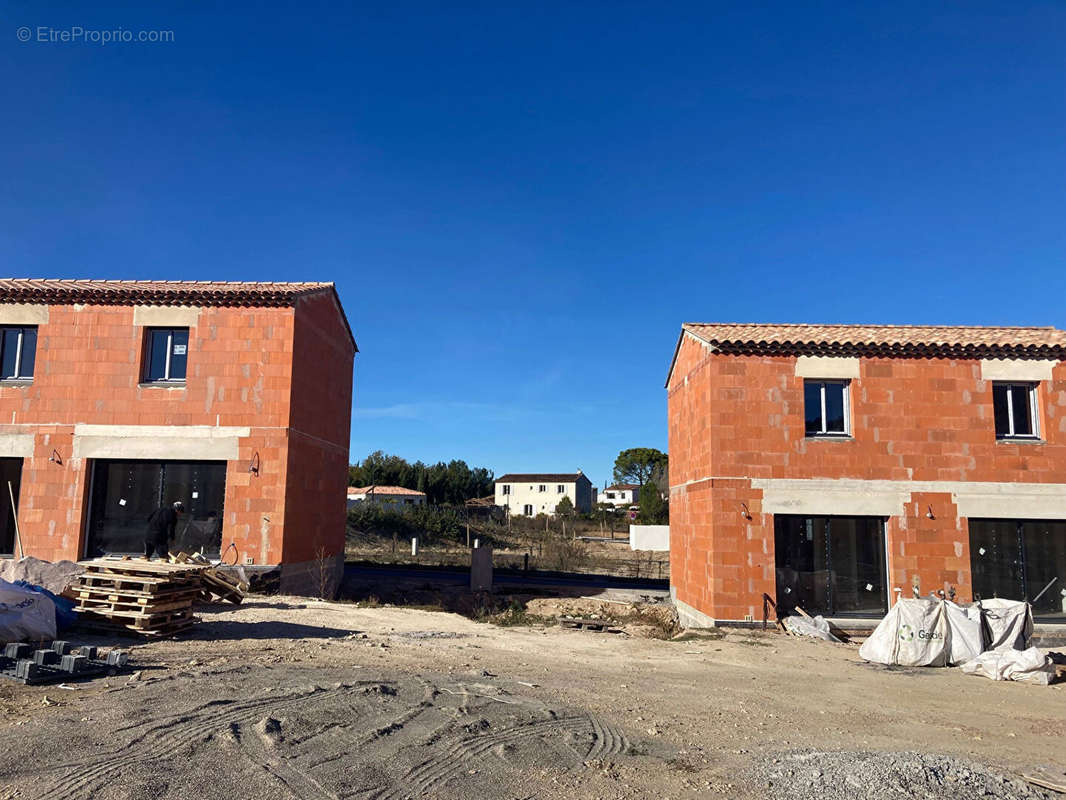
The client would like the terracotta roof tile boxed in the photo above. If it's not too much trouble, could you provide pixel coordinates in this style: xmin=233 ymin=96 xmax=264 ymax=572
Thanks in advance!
xmin=0 ymin=279 xmax=335 ymax=308
xmin=681 ymin=323 xmax=1066 ymax=359
xmin=348 ymin=486 xmax=426 ymax=497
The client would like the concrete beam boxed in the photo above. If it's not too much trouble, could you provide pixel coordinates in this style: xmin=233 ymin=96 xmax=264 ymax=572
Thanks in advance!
xmin=0 ymin=305 xmax=49 ymax=326
xmin=980 ymin=359 xmax=1058 ymax=382
xmin=72 ymin=424 xmax=249 ymax=460
xmin=0 ymin=434 xmax=34 ymax=458
xmin=132 ymin=305 xmax=201 ymax=327
xmin=795 ymin=356 xmax=860 ymax=379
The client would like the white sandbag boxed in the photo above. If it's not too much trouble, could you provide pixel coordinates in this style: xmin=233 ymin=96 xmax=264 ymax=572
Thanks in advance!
xmin=0 ymin=577 xmax=56 ymax=642
xmin=960 ymin=647 xmax=1055 ymax=685
xmin=783 ymin=614 xmax=841 ymax=642
xmin=944 ymin=601 xmax=984 ymax=666
xmin=859 ymin=598 xmax=950 ymax=667
xmin=980 ymin=598 xmax=1033 ymax=651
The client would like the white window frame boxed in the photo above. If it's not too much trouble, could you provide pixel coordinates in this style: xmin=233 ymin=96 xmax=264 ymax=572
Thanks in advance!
xmin=501 ymin=485 xmax=510 ymax=495
xmin=556 ymin=484 xmax=565 ymax=493
xmin=995 ymin=382 xmax=1040 ymax=439
xmin=0 ymin=327 xmax=34 ymax=380
xmin=538 ymin=484 xmax=546 ymax=493
xmin=806 ymin=379 xmax=851 ymax=437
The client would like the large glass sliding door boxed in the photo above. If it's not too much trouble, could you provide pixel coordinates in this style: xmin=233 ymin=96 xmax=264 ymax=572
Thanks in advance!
xmin=774 ymin=515 xmax=888 ymax=616
xmin=0 ymin=458 xmax=21 ymax=556
xmin=86 ymin=460 xmax=226 ymax=558
xmin=970 ymin=519 xmax=1066 ymax=620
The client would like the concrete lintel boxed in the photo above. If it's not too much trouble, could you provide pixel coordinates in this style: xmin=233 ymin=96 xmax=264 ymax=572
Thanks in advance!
xmin=73 ymin=424 xmax=250 ymax=439
xmin=980 ymin=359 xmax=1058 ymax=382
xmin=73 ymin=435 xmax=241 ymax=461
xmin=0 ymin=433 xmax=35 ymax=458
xmin=0 ymin=305 xmax=49 ymax=326
xmin=72 ymin=425 xmax=249 ymax=461
xmin=795 ymin=356 xmax=860 ymax=379
xmin=955 ymin=493 xmax=1066 ymax=520
xmin=759 ymin=488 xmax=906 ymax=517
xmin=132 ymin=305 xmax=201 ymax=328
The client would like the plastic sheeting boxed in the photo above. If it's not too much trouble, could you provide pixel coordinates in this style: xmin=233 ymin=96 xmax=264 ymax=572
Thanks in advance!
xmin=783 ymin=614 xmax=842 ymax=643
xmin=979 ymin=598 xmax=1033 ymax=651
xmin=960 ymin=647 xmax=1055 ymax=685
xmin=859 ymin=598 xmax=953 ymax=667
xmin=0 ymin=577 xmax=56 ymax=642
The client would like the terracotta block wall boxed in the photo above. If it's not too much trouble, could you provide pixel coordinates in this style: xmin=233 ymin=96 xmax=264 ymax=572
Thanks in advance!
xmin=0 ymin=295 xmax=354 ymax=571
xmin=668 ymin=332 xmax=1066 ymax=622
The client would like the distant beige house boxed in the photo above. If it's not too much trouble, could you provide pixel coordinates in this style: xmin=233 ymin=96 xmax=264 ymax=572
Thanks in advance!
xmin=494 ymin=471 xmax=596 ymax=516
xmin=599 ymin=484 xmax=640 ymax=508
xmin=347 ymin=486 xmax=426 ymax=509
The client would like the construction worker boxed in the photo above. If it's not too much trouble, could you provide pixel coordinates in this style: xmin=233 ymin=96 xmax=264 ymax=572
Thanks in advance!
xmin=144 ymin=501 xmax=184 ymax=560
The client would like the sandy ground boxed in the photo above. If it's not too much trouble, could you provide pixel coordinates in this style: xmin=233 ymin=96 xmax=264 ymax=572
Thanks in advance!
xmin=0 ymin=596 xmax=1063 ymax=799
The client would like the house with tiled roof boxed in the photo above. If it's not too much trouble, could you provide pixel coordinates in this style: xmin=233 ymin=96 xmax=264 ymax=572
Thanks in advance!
xmin=347 ymin=485 xmax=426 ymax=508
xmin=0 ymin=279 xmax=356 ymax=593
xmin=494 ymin=472 xmax=596 ymax=516
xmin=667 ymin=322 xmax=1066 ymax=628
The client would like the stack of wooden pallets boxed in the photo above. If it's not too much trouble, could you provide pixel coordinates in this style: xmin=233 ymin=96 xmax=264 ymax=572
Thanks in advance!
xmin=73 ymin=559 xmax=205 ymax=637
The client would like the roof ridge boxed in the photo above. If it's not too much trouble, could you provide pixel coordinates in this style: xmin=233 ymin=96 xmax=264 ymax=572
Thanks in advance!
xmin=683 ymin=322 xmax=1061 ymax=331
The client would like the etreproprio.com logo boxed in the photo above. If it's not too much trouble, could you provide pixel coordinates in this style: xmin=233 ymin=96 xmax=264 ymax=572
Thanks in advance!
xmin=17 ymin=26 xmax=174 ymax=44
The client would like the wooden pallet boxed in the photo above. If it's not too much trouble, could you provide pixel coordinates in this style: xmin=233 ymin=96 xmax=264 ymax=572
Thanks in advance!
xmin=73 ymin=559 xmax=205 ymax=638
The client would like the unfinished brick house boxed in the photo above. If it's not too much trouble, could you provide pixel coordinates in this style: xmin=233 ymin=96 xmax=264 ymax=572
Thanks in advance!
xmin=667 ymin=323 xmax=1066 ymax=627
xmin=0 ymin=279 xmax=356 ymax=592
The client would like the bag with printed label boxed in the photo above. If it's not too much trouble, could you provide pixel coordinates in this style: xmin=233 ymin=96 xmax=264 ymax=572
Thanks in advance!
xmin=0 ymin=577 xmax=57 ymax=642
xmin=859 ymin=598 xmax=950 ymax=667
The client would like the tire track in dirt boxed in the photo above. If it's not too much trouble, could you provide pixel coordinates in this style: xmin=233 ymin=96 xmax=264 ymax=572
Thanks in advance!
xmin=41 ymin=684 xmax=360 ymax=800
xmin=373 ymin=711 xmax=628 ymax=800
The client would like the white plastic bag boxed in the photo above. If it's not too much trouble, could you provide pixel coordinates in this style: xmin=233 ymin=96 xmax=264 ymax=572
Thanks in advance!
xmin=980 ymin=598 xmax=1033 ymax=651
xmin=960 ymin=647 xmax=1055 ymax=685
xmin=944 ymin=601 xmax=984 ymax=666
xmin=783 ymin=614 xmax=841 ymax=643
xmin=859 ymin=598 xmax=950 ymax=667
xmin=0 ymin=577 xmax=56 ymax=642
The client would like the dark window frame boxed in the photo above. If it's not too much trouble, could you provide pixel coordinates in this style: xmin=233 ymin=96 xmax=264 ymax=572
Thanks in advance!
xmin=143 ymin=327 xmax=189 ymax=384
xmin=803 ymin=379 xmax=851 ymax=438
xmin=969 ymin=518 xmax=1065 ymax=620
xmin=0 ymin=326 xmax=37 ymax=381
xmin=774 ymin=514 xmax=888 ymax=617
xmin=992 ymin=382 xmax=1040 ymax=440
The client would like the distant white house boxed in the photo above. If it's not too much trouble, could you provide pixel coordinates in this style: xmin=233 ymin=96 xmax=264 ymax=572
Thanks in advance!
xmin=494 ymin=471 xmax=596 ymax=516
xmin=347 ymin=485 xmax=427 ymax=509
xmin=599 ymin=484 xmax=640 ymax=508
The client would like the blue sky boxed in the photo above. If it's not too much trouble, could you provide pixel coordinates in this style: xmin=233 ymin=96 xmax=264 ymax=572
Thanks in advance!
xmin=3 ymin=2 xmax=1065 ymax=486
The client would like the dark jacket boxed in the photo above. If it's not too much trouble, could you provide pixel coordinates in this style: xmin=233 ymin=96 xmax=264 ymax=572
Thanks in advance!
xmin=146 ymin=506 xmax=178 ymax=541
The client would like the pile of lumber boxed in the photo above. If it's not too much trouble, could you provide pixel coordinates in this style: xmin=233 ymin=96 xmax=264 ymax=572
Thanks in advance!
xmin=169 ymin=552 xmax=247 ymax=604
xmin=73 ymin=559 xmax=204 ymax=637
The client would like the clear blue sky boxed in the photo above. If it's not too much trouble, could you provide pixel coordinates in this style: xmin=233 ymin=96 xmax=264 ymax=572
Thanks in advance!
xmin=3 ymin=2 xmax=1065 ymax=486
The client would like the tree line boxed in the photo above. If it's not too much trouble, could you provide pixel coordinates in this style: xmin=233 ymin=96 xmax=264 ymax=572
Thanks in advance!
xmin=348 ymin=450 xmax=494 ymax=506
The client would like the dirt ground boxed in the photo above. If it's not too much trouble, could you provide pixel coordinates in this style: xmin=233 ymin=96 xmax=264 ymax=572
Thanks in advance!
xmin=0 ymin=595 xmax=1063 ymax=799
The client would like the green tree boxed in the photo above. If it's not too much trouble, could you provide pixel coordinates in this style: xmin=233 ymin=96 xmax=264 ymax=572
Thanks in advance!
xmin=613 ymin=448 xmax=668 ymax=488
xmin=346 ymin=452 xmax=495 ymax=504
xmin=554 ymin=496 xmax=575 ymax=516
xmin=637 ymin=482 xmax=668 ymax=524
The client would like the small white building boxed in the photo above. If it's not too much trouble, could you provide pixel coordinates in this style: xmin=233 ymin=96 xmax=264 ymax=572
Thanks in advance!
xmin=494 ymin=471 xmax=596 ymax=516
xmin=599 ymin=484 xmax=640 ymax=508
xmin=347 ymin=485 xmax=427 ymax=509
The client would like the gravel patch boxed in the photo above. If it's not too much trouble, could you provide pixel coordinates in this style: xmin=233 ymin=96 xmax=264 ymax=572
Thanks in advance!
xmin=757 ymin=751 xmax=1051 ymax=800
